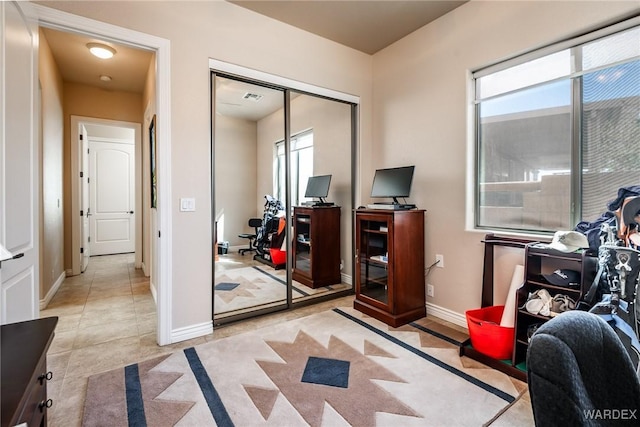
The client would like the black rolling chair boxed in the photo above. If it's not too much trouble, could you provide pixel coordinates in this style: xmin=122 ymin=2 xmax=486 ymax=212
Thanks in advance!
xmin=527 ymin=310 xmax=640 ymax=426
xmin=238 ymin=218 xmax=262 ymax=255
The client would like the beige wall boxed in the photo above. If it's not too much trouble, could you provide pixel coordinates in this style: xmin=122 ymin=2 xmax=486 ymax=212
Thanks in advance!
xmin=142 ymin=54 xmax=157 ymax=279
xmin=215 ymin=115 xmax=258 ymax=246
xmin=38 ymin=0 xmax=636 ymax=334
xmin=371 ymin=1 xmax=639 ymax=315
xmin=40 ymin=1 xmax=373 ymax=330
xmin=38 ymin=29 xmax=65 ymax=302
xmin=62 ymin=83 xmax=143 ymax=271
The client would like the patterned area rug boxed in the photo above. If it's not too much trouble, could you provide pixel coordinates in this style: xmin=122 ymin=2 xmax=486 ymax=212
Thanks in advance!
xmin=83 ymin=307 xmax=531 ymax=426
xmin=214 ymin=266 xmax=351 ymax=315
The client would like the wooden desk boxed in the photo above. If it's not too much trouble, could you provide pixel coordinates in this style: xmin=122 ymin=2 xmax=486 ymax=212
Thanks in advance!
xmin=1 ymin=317 xmax=58 ymax=427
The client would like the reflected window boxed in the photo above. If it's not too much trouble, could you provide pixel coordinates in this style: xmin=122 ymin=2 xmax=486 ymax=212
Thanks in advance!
xmin=275 ymin=130 xmax=314 ymax=205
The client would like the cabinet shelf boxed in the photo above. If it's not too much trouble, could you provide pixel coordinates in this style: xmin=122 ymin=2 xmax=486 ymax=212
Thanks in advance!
xmin=362 ymin=228 xmax=387 ymax=235
xmin=511 ymin=242 xmax=597 ymax=374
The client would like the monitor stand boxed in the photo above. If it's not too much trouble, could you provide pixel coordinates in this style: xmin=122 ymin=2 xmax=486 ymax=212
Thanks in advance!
xmin=368 ymin=197 xmax=415 ymax=210
xmin=312 ymin=197 xmax=334 ymax=207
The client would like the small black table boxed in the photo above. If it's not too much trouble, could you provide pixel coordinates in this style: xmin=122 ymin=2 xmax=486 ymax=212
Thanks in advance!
xmin=1 ymin=316 xmax=58 ymax=427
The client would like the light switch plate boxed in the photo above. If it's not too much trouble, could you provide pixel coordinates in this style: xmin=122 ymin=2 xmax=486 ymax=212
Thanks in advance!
xmin=180 ymin=198 xmax=195 ymax=212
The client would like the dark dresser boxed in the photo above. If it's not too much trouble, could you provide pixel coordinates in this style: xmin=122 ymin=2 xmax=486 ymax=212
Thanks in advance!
xmin=1 ymin=317 xmax=58 ymax=427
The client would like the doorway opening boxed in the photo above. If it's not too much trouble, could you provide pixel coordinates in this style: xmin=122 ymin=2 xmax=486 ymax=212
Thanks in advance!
xmin=70 ymin=117 xmax=142 ymax=275
xmin=35 ymin=3 xmax=173 ymax=345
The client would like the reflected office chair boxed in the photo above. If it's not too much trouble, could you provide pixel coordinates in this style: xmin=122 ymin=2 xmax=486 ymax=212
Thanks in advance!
xmin=527 ymin=310 xmax=640 ymax=426
xmin=238 ymin=218 xmax=262 ymax=255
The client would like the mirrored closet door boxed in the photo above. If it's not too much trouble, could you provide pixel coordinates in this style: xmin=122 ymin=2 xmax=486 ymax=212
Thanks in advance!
xmin=212 ymin=72 xmax=355 ymax=325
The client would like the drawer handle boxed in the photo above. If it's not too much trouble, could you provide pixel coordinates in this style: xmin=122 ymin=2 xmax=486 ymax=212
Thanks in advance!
xmin=39 ymin=399 xmax=53 ymax=412
xmin=38 ymin=371 xmax=53 ymax=384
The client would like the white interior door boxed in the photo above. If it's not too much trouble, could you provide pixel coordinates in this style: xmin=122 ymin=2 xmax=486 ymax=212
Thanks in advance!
xmin=89 ymin=140 xmax=136 ymax=255
xmin=81 ymin=127 xmax=91 ymax=270
xmin=0 ymin=1 xmax=39 ymax=324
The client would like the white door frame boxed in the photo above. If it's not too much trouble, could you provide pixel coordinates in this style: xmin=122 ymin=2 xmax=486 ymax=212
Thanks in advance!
xmin=71 ymin=117 xmax=141 ymax=266
xmin=35 ymin=5 xmax=173 ymax=346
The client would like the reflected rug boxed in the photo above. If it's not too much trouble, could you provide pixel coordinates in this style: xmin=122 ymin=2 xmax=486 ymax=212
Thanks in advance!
xmin=214 ymin=266 xmax=351 ymax=315
xmin=82 ymin=307 xmax=530 ymax=426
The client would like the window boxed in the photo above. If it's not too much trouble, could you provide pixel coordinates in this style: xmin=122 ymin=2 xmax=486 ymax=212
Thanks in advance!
xmin=275 ymin=130 xmax=314 ymax=206
xmin=474 ymin=22 xmax=640 ymax=233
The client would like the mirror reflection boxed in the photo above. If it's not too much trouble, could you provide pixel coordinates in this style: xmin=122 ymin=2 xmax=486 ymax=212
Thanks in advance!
xmin=213 ymin=75 xmax=353 ymax=323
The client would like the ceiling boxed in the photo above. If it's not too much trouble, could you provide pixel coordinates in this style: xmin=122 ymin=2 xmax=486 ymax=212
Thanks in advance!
xmin=41 ymin=1 xmax=467 ymax=119
xmin=41 ymin=27 xmax=154 ymax=93
xmin=229 ymin=0 xmax=468 ymax=54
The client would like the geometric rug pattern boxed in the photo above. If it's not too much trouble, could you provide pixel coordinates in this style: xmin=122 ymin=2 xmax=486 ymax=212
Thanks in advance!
xmin=214 ymin=266 xmax=351 ymax=316
xmin=83 ymin=307 xmax=531 ymax=426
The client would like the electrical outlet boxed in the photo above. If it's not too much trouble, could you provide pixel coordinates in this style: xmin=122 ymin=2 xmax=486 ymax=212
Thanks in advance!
xmin=427 ymin=283 xmax=435 ymax=297
xmin=435 ymin=254 xmax=444 ymax=268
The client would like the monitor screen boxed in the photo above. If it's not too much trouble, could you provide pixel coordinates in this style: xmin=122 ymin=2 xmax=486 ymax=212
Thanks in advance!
xmin=370 ymin=166 xmax=415 ymax=198
xmin=304 ymin=174 xmax=332 ymax=198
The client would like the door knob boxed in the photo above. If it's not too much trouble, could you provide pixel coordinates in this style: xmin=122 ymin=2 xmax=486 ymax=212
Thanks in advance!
xmin=128 ymin=211 xmax=134 ymax=214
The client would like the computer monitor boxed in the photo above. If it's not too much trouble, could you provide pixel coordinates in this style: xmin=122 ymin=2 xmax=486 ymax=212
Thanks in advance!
xmin=370 ymin=166 xmax=415 ymax=204
xmin=304 ymin=174 xmax=332 ymax=204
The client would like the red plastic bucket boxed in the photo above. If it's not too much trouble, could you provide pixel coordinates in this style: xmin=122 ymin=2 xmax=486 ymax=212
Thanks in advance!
xmin=269 ymin=249 xmax=286 ymax=265
xmin=465 ymin=305 xmax=514 ymax=360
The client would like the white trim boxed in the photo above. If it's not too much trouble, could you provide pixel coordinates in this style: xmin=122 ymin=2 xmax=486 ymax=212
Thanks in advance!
xmin=426 ymin=302 xmax=467 ymax=330
xmin=171 ymin=321 xmax=213 ymax=344
xmin=150 ymin=279 xmax=157 ymax=304
xmin=141 ymin=261 xmax=149 ymax=277
xmin=34 ymin=4 xmax=173 ymax=346
xmin=340 ymin=272 xmax=352 ymax=286
xmin=39 ymin=271 xmax=65 ymax=310
xmin=208 ymin=59 xmax=360 ymax=105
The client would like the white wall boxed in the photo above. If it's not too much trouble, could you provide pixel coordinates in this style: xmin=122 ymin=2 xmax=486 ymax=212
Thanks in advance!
xmin=371 ymin=0 xmax=639 ymax=316
xmin=39 ymin=0 xmax=373 ymax=330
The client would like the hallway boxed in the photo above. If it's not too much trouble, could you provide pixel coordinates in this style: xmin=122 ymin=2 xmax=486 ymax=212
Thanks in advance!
xmin=40 ymin=254 xmax=168 ymax=425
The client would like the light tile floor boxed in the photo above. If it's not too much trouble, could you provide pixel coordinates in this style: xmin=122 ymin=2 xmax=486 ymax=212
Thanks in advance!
xmin=41 ymin=253 xmax=533 ymax=426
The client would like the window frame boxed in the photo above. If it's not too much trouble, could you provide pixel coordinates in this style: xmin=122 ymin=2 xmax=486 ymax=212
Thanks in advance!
xmin=470 ymin=16 xmax=640 ymax=235
xmin=274 ymin=129 xmax=314 ymax=206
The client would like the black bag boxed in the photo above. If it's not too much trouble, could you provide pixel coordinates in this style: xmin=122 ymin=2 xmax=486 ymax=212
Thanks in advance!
xmin=580 ymin=245 xmax=640 ymax=371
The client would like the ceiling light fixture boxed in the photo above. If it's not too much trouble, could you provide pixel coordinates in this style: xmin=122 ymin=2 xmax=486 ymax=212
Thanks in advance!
xmin=87 ymin=43 xmax=116 ymax=59
xmin=99 ymin=75 xmax=112 ymax=82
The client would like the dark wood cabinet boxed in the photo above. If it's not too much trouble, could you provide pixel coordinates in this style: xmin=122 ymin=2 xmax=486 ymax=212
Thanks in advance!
xmin=1 ymin=316 xmax=58 ymax=427
xmin=354 ymin=209 xmax=426 ymax=327
xmin=512 ymin=243 xmax=597 ymax=369
xmin=292 ymin=206 xmax=341 ymax=288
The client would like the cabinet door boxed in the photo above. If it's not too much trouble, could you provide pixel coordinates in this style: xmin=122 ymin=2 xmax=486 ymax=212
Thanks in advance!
xmin=293 ymin=209 xmax=312 ymax=278
xmin=356 ymin=213 xmax=393 ymax=309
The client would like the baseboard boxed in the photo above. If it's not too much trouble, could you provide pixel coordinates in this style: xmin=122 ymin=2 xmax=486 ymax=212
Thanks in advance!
xmin=141 ymin=262 xmax=149 ymax=277
xmin=150 ymin=281 xmax=157 ymax=304
xmin=426 ymin=302 xmax=467 ymax=330
xmin=340 ymin=272 xmax=352 ymax=286
xmin=65 ymin=269 xmax=73 ymax=276
xmin=171 ymin=321 xmax=213 ymax=344
xmin=40 ymin=272 xmax=66 ymax=310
